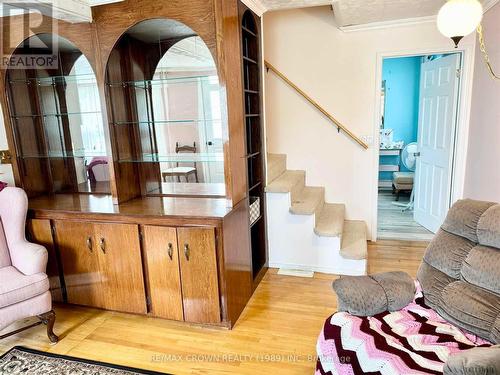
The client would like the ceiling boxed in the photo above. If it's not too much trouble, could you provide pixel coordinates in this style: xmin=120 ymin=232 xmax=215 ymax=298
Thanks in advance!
xmin=333 ymin=0 xmax=445 ymax=26
xmin=254 ymin=0 xmax=494 ymax=27
xmin=331 ymin=0 xmax=490 ymax=27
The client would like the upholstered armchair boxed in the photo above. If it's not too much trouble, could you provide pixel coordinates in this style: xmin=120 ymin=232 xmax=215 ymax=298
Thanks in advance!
xmin=0 ymin=187 xmax=58 ymax=343
xmin=317 ymin=199 xmax=500 ymax=375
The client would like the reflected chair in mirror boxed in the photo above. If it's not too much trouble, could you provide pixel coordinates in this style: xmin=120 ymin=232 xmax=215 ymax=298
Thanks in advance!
xmin=162 ymin=142 xmax=199 ymax=183
xmin=86 ymin=157 xmax=110 ymax=184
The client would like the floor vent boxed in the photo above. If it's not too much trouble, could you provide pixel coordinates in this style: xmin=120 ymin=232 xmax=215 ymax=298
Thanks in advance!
xmin=277 ymin=268 xmax=314 ymax=278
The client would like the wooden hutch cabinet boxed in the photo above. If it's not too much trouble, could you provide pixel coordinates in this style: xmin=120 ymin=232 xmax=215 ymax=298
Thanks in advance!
xmin=1 ymin=0 xmax=267 ymax=328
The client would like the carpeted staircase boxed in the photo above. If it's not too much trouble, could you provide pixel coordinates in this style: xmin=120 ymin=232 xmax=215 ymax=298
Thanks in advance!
xmin=265 ymin=153 xmax=367 ymax=275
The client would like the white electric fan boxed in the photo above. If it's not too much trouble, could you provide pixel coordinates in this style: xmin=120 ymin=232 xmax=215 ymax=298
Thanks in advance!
xmin=393 ymin=142 xmax=418 ymax=211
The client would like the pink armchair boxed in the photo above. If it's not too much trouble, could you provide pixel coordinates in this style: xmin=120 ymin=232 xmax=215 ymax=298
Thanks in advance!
xmin=0 ymin=187 xmax=58 ymax=343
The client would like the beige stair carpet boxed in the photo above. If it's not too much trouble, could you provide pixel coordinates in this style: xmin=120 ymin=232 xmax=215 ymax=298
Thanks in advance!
xmin=265 ymin=170 xmax=305 ymax=200
xmin=340 ymin=221 xmax=368 ymax=260
xmin=267 ymin=153 xmax=287 ymax=184
xmin=290 ymin=186 xmax=325 ymax=215
xmin=266 ymin=153 xmax=368 ymax=262
xmin=315 ymin=203 xmax=345 ymax=237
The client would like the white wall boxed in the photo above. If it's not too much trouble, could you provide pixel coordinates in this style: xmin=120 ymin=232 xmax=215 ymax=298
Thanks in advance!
xmin=464 ymin=3 xmax=500 ymax=203
xmin=263 ymin=6 xmax=475 ymax=239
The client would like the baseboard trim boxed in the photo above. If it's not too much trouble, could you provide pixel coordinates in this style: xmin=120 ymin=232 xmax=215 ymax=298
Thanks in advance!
xmin=270 ymin=261 xmax=366 ymax=276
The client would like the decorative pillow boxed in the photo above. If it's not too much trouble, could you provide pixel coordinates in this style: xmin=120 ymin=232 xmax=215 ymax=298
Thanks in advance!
xmin=0 ymin=182 xmax=6 ymax=192
xmin=332 ymin=271 xmax=415 ymax=317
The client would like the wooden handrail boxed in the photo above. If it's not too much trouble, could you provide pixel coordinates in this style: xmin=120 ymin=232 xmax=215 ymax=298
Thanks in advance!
xmin=264 ymin=61 xmax=369 ymax=150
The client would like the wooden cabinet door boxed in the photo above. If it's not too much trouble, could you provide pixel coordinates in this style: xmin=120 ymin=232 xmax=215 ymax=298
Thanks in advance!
xmin=54 ymin=221 xmax=104 ymax=307
xmin=143 ymin=226 xmax=183 ymax=321
xmin=27 ymin=219 xmax=63 ymax=302
xmin=94 ymin=223 xmax=147 ymax=314
xmin=177 ymin=227 xmax=220 ymax=324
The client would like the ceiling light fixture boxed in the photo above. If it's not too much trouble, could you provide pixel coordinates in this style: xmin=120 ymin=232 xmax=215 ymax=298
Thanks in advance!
xmin=437 ymin=0 xmax=499 ymax=80
xmin=437 ymin=0 xmax=483 ymax=47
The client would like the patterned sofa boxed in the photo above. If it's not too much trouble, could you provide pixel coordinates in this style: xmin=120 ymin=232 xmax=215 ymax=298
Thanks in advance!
xmin=316 ymin=199 xmax=500 ymax=374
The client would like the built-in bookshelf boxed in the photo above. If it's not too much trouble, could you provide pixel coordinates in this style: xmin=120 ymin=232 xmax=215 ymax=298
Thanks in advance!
xmin=240 ymin=7 xmax=268 ymax=282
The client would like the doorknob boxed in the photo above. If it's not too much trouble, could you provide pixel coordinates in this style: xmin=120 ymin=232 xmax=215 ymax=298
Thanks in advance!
xmin=167 ymin=243 xmax=173 ymax=260
xmin=99 ymin=238 xmax=106 ymax=254
xmin=414 ymin=152 xmax=421 ymax=157
xmin=86 ymin=237 xmax=93 ymax=252
xmin=184 ymin=244 xmax=190 ymax=261
xmin=207 ymin=141 xmax=213 ymax=146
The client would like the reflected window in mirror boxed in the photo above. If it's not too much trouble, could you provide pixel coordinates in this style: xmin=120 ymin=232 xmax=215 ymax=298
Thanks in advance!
xmin=151 ymin=36 xmax=225 ymax=197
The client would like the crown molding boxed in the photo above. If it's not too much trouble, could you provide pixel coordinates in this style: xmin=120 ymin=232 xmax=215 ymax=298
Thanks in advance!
xmin=240 ymin=0 xmax=267 ymax=16
xmin=339 ymin=15 xmax=436 ymax=33
xmin=483 ymin=0 xmax=499 ymax=12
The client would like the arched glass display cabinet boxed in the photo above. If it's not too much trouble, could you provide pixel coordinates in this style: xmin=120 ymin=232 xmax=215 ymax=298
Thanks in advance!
xmin=105 ymin=19 xmax=227 ymax=200
xmin=5 ymin=34 xmax=109 ymax=196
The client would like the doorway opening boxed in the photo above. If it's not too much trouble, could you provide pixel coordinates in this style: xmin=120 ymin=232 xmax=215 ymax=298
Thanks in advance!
xmin=377 ymin=53 xmax=462 ymax=241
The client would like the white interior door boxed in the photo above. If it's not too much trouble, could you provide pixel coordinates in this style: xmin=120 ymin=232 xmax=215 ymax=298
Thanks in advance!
xmin=414 ymin=54 xmax=460 ymax=233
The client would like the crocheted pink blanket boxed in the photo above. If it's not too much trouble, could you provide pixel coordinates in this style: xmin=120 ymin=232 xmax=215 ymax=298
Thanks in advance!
xmin=316 ymin=283 xmax=492 ymax=374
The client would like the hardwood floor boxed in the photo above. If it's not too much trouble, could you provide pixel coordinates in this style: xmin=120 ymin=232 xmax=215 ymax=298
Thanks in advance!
xmin=377 ymin=190 xmax=434 ymax=241
xmin=0 ymin=241 xmax=428 ymax=375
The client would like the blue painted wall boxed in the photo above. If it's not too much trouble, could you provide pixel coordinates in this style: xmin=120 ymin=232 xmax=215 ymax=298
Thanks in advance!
xmin=382 ymin=56 xmax=421 ymax=145
xmin=380 ymin=56 xmax=421 ymax=178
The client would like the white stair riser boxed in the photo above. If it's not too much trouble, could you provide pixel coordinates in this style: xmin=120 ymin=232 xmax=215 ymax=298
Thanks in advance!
xmin=266 ymin=192 xmax=366 ymax=276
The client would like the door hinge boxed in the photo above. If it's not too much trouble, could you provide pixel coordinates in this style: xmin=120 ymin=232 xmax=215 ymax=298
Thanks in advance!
xmin=456 ymin=68 xmax=462 ymax=78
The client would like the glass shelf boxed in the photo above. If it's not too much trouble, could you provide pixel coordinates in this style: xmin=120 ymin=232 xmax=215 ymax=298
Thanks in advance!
xmin=119 ymin=153 xmax=224 ymax=163
xmin=9 ymin=74 xmax=97 ymax=86
xmin=243 ymin=56 xmax=258 ymax=65
xmin=242 ymin=26 xmax=257 ymax=37
xmin=11 ymin=111 xmax=101 ymax=119
xmin=106 ymin=74 xmax=217 ymax=88
xmin=112 ymin=119 xmax=222 ymax=125
xmin=19 ymin=151 xmax=107 ymax=159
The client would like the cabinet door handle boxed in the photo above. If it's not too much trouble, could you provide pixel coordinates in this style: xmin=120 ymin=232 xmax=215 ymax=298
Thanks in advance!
xmin=99 ymin=238 xmax=106 ymax=254
xmin=184 ymin=243 xmax=190 ymax=261
xmin=167 ymin=243 xmax=173 ymax=260
xmin=86 ymin=237 xmax=93 ymax=252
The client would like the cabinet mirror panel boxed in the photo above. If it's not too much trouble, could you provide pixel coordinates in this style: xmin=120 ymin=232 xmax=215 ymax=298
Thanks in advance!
xmin=6 ymin=34 xmax=109 ymax=196
xmin=105 ymin=19 xmax=226 ymax=198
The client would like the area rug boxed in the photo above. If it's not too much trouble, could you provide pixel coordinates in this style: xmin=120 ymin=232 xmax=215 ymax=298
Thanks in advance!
xmin=0 ymin=346 xmax=169 ymax=375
